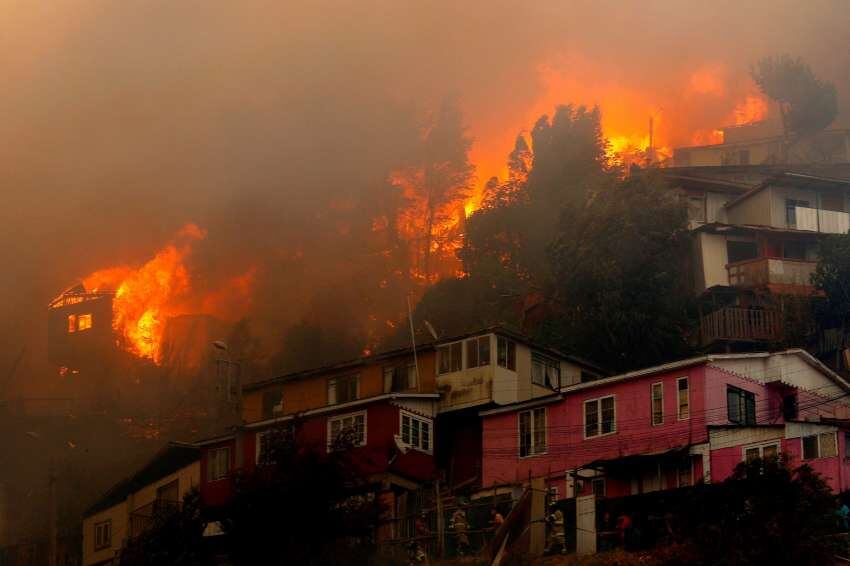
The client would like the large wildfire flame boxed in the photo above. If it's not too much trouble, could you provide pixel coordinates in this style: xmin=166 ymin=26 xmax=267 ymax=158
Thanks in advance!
xmin=81 ymin=223 xmax=254 ymax=363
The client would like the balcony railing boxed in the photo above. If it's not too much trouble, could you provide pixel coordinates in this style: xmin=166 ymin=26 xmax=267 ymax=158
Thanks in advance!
xmin=128 ymin=499 xmax=180 ymax=539
xmin=791 ymin=206 xmax=849 ymax=234
xmin=700 ymin=307 xmax=782 ymax=346
xmin=727 ymin=257 xmax=816 ymax=289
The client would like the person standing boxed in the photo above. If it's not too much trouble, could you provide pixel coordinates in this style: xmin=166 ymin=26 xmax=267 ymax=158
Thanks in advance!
xmin=450 ymin=506 xmax=470 ymax=556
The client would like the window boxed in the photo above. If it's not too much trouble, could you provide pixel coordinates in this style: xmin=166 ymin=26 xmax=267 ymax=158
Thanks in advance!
xmin=77 ymin=313 xmax=92 ymax=331
xmin=783 ymin=241 xmax=808 ymax=260
xmin=687 ymin=195 xmax=706 ymax=223
xmin=156 ymin=479 xmax=179 ymax=502
xmin=786 ymin=199 xmax=811 ymax=228
xmin=207 ymin=447 xmax=231 ymax=481
xmin=497 ymin=337 xmax=516 ymax=371
xmin=438 ymin=342 xmax=463 ymax=374
xmin=256 ymin=430 xmax=272 ymax=464
xmin=651 ymin=382 xmax=664 ymax=426
xmin=802 ymin=432 xmax=837 ymax=460
xmin=532 ymin=354 xmax=560 ymax=389
xmin=727 ymin=386 xmax=756 ymax=425
xmin=519 ymin=407 xmax=547 ymax=457
xmin=584 ymin=396 xmax=616 ymax=438
xmin=384 ymin=362 xmax=416 ymax=392
xmin=677 ymin=377 xmax=690 ymax=420
xmin=328 ymin=411 xmax=366 ymax=450
xmin=743 ymin=442 xmax=779 ymax=463
xmin=782 ymin=394 xmax=798 ymax=421
xmin=726 ymin=240 xmax=759 ymax=264
xmin=466 ymin=336 xmax=491 ymax=368
xmin=67 ymin=314 xmax=77 ymax=333
xmin=400 ymin=411 xmax=432 ymax=452
xmin=591 ymin=478 xmax=606 ymax=498
xmin=261 ymin=388 xmax=283 ymax=420
xmin=94 ymin=520 xmax=112 ymax=551
xmin=328 ymin=374 xmax=359 ymax=405
xmin=738 ymin=149 xmax=750 ymax=165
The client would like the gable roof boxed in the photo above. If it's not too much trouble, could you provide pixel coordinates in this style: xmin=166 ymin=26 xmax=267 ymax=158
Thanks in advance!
xmin=84 ymin=442 xmax=199 ymax=517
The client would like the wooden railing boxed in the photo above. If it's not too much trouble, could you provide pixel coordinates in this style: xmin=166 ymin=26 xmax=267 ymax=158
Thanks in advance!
xmin=128 ymin=500 xmax=180 ymax=539
xmin=727 ymin=258 xmax=816 ymax=289
xmin=700 ymin=307 xmax=782 ymax=346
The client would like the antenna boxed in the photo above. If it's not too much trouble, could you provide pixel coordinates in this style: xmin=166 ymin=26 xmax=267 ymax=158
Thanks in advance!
xmin=406 ymin=295 xmax=421 ymax=389
xmin=424 ymin=320 xmax=439 ymax=342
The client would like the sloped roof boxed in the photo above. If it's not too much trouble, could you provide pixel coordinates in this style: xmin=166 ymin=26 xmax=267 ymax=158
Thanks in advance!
xmin=84 ymin=442 xmax=199 ymax=517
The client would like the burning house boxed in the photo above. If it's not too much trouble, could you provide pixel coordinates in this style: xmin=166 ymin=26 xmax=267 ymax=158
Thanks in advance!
xmin=48 ymin=284 xmax=116 ymax=373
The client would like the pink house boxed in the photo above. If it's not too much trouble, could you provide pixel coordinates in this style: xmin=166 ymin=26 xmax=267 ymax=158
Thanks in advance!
xmin=480 ymin=350 xmax=850 ymax=499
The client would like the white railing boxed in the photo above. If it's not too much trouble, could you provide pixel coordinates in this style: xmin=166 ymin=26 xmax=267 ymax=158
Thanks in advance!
xmin=793 ymin=206 xmax=850 ymax=234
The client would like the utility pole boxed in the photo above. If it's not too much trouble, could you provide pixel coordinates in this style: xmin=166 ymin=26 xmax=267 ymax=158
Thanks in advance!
xmin=48 ymin=463 xmax=57 ymax=566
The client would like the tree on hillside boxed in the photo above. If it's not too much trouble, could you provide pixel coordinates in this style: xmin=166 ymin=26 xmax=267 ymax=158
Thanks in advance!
xmin=545 ymin=172 xmax=694 ymax=371
xmin=751 ymin=55 xmax=838 ymax=139
xmin=393 ymin=97 xmax=475 ymax=282
xmin=811 ymin=233 xmax=850 ymax=352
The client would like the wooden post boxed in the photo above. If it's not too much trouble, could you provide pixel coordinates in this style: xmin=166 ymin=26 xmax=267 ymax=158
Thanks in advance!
xmin=434 ymin=480 xmax=445 ymax=558
xmin=529 ymin=477 xmax=546 ymax=556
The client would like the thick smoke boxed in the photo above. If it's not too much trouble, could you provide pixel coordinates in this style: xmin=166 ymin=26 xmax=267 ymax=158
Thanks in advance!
xmin=0 ymin=0 xmax=848 ymax=390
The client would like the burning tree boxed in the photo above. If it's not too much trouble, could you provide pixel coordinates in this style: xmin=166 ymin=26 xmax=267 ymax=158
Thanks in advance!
xmin=392 ymin=97 xmax=475 ymax=283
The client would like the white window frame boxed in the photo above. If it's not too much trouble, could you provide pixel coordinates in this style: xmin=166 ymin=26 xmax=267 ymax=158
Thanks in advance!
xmin=207 ymin=446 xmax=231 ymax=481
xmin=677 ymin=377 xmax=690 ymax=420
xmin=328 ymin=374 xmax=360 ymax=405
xmin=518 ymin=407 xmax=548 ymax=458
xmin=531 ymin=353 xmax=561 ymax=390
xmin=384 ymin=362 xmax=417 ymax=393
xmin=742 ymin=441 xmax=780 ymax=463
xmin=399 ymin=410 xmax=433 ymax=453
xmin=651 ymin=382 xmax=664 ymax=426
xmin=497 ymin=336 xmax=517 ymax=371
xmin=94 ymin=519 xmax=112 ymax=551
xmin=327 ymin=410 xmax=367 ymax=451
xmin=465 ymin=335 xmax=491 ymax=369
xmin=802 ymin=432 xmax=837 ymax=461
xmin=584 ymin=395 xmax=617 ymax=439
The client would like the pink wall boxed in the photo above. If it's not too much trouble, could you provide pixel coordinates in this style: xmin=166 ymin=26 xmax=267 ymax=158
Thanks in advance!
xmin=482 ymin=365 xmax=709 ymax=487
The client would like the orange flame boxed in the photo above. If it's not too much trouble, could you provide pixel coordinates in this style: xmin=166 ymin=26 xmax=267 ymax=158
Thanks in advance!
xmin=733 ymin=94 xmax=769 ymax=125
xmin=82 ymin=223 xmax=206 ymax=363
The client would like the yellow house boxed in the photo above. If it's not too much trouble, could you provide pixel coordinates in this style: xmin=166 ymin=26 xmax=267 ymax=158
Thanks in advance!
xmin=81 ymin=443 xmax=200 ymax=566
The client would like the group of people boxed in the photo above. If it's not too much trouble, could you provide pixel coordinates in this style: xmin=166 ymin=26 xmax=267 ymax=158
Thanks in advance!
xmin=406 ymin=505 xmax=505 ymax=562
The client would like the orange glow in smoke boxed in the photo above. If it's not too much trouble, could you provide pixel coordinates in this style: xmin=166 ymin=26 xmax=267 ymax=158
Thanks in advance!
xmin=733 ymin=94 xmax=769 ymax=125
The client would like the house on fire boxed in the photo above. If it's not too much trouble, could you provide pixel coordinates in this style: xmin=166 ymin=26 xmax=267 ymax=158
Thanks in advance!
xmin=47 ymin=284 xmax=115 ymax=372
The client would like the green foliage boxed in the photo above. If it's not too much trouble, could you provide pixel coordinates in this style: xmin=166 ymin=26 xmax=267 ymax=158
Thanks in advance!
xmin=813 ymin=232 xmax=850 ymax=324
xmin=751 ymin=54 xmax=838 ymax=137
xmin=682 ymin=456 xmax=841 ymax=565
xmin=222 ymin=423 xmax=382 ymax=565
xmin=545 ymin=172 xmax=694 ymax=371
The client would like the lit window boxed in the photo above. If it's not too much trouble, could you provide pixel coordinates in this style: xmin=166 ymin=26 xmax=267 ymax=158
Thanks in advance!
xmin=438 ymin=342 xmax=463 ymax=374
xmin=400 ymin=411 xmax=432 ymax=452
xmin=94 ymin=520 xmax=112 ymax=551
xmin=677 ymin=378 xmax=690 ymax=420
xmin=328 ymin=411 xmax=366 ymax=451
xmin=207 ymin=447 xmax=231 ymax=481
xmin=497 ymin=337 xmax=516 ymax=371
xmin=519 ymin=407 xmax=547 ymax=457
xmin=651 ymin=382 xmax=664 ymax=426
xmin=584 ymin=395 xmax=616 ymax=438
xmin=466 ymin=336 xmax=491 ymax=368
xmin=77 ymin=313 xmax=92 ymax=331
xmin=67 ymin=314 xmax=77 ymax=333
xmin=328 ymin=374 xmax=359 ymax=405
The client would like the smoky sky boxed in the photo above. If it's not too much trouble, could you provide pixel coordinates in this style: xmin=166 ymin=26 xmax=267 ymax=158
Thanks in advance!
xmin=1 ymin=0 xmax=849 ymax=393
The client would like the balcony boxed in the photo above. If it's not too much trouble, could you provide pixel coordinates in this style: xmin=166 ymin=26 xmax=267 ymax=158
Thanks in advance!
xmin=699 ymin=307 xmax=782 ymax=346
xmin=727 ymin=257 xmax=816 ymax=290
xmin=790 ymin=206 xmax=849 ymax=234
xmin=128 ymin=499 xmax=180 ymax=539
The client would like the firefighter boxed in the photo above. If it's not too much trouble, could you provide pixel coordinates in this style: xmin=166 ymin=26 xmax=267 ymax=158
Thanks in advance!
xmin=546 ymin=507 xmax=566 ymax=555
xmin=450 ymin=506 xmax=470 ymax=556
